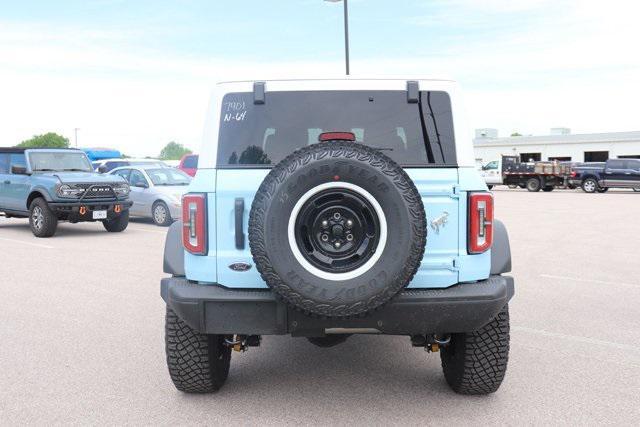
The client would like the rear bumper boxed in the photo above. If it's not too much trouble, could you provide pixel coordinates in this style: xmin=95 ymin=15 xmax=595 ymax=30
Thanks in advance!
xmin=161 ymin=275 xmax=514 ymax=336
xmin=48 ymin=199 xmax=132 ymax=221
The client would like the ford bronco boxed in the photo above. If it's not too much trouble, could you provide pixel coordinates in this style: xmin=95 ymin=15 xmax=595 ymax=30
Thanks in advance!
xmin=0 ymin=148 xmax=132 ymax=237
xmin=161 ymin=79 xmax=514 ymax=395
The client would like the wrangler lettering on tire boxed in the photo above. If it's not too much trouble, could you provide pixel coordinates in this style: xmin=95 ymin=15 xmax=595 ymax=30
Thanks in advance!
xmin=249 ymin=141 xmax=427 ymax=317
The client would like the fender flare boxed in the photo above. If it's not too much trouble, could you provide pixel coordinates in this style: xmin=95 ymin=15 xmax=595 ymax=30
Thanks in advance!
xmin=26 ymin=186 xmax=54 ymax=209
xmin=163 ymin=220 xmax=185 ymax=276
xmin=491 ymin=219 xmax=512 ymax=275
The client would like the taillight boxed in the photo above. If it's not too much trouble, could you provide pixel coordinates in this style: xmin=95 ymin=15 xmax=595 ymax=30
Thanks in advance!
xmin=468 ymin=192 xmax=493 ymax=254
xmin=182 ymin=193 xmax=207 ymax=255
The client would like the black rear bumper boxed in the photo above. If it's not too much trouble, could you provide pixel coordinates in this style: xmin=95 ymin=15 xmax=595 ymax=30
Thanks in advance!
xmin=161 ymin=276 xmax=514 ymax=336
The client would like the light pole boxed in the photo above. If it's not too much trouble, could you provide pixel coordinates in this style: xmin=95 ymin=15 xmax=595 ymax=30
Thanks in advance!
xmin=325 ymin=0 xmax=350 ymax=75
xmin=74 ymin=128 xmax=79 ymax=148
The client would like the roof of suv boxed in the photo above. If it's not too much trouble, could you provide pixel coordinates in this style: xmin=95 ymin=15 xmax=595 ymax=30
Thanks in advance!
xmin=0 ymin=147 xmax=82 ymax=154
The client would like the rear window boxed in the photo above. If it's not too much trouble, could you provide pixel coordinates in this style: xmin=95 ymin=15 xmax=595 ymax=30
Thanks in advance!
xmin=216 ymin=90 xmax=456 ymax=168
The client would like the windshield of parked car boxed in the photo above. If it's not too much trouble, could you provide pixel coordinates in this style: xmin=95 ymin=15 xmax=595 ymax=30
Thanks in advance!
xmin=216 ymin=90 xmax=457 ymax=168
xmin=28 ymin=151 xmax=93 ymax=172
xmin=146 ymin=168 xmax=191 ymax=186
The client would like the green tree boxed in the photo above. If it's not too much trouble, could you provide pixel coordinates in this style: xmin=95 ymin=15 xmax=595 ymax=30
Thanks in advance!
xmin=510 ymin=132 xmax=522 ymax=137
xmin=159 ymin=141 xmax=191 ymax=160
xmin=17 ymin=132 xmax=69 ymax=148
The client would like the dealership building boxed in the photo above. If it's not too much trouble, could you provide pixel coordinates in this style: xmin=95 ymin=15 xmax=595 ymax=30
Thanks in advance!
xmin=473 ymin=128 xmax=640 ymax=166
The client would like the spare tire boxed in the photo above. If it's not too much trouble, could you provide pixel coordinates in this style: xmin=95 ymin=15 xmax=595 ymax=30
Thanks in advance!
xmin=249 ymin=141 xmax=426 ymax=317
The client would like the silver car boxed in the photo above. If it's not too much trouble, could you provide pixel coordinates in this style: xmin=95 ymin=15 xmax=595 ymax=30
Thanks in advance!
xmin=108 ymin=165 xmax=191 ymax=226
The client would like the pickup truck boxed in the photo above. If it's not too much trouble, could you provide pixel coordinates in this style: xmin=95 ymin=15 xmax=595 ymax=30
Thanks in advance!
xmin=481 ymin=155 xmax=572 ymax=191
xmin=570 ymin=159 xmax=640 ymax=193
xmin=0 ymin=147 xmax=132 ymax=237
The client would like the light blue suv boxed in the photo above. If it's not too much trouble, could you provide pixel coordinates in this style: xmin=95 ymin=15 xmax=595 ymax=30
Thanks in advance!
xmin=161 ymin=79 xmax=514 ymax=395
xmin=0 ymin=148 xmax=132 ymax=237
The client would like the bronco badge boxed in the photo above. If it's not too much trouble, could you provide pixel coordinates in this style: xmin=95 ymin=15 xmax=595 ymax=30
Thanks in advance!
xmin=229 ymin=262 xmax=252 ymax=272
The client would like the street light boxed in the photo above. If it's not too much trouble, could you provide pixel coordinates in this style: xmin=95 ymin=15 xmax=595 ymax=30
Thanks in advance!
xmin=325 ymin=0 xmax=350 ymax=75
xmin=74 ymin=128 xmax=79 ymax=148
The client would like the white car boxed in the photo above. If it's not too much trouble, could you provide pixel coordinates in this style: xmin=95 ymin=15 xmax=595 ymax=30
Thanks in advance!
xmin=93 ymin=158 xmax=168 ymax=173
xmin=108 ymin=165 xmax=191 ymax=226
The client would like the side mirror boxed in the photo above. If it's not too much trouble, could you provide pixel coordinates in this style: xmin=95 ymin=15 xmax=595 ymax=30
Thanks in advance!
xmin=97 ymin=165 xmax=107 ymax=173
xmin=134 ymin=181 xmax=148 ymax=188
xmin=11 ymin=165 xmax=28 ymax=175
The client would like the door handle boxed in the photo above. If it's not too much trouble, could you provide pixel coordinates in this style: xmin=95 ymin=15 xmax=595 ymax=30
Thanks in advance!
xmin=234 ymin=198 xmax=245 ymax=250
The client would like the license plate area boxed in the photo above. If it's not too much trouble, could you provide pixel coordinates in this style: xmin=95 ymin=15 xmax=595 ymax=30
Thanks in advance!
xmin=92 ymin=210 xmax=107 ymax=219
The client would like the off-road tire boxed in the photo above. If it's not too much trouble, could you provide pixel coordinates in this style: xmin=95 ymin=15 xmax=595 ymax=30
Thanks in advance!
xmin=581 ymin=178 xmax=598 ymax=193
xmin=249 ymin=141 xmax=427 ymax=317
xmin=542 ymin=185 xmax=554 ymax=192
xmin=29 ymin=198 xmax=58 ymax=237
xmin=165 ymin=307 xmax=231 ymax=393
xmin=525 ymin=178 xmax=541 ymax=192
xmin=152 ymin=201 xmax=172 ymax=226
xmin=440 ymin=305 xmax=510 ymax=395
xmin=102 ymin=210 xmax=129 ymax=232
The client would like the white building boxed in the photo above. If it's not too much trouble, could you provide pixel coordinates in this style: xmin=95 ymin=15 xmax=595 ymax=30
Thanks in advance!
xmin=474 ymin=129 xmax=640 ymax=165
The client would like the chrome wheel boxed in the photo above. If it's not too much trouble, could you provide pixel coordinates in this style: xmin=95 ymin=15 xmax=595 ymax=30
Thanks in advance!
xmin=32 ymin=206 xmax=44 ymax=230
xmin=583 ymin=179 xmax=597 ymax=193
xmin=153 ymin=204 xmax=167 ymax=224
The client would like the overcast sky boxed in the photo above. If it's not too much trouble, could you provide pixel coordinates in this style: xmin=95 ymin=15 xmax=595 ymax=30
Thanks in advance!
xmin=1 ymin=0 xmax=639 ymax=157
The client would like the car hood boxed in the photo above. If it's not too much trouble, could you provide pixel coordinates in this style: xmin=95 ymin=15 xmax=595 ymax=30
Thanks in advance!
xmin=41 ymin=172 xmax=126 ymax=185
xmin=153 ymin=184 xmax=190 ymax=200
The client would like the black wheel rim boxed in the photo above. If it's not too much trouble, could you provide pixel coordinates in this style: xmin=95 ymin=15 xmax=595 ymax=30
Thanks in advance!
xmin=294 ymin=188 xmax=381 ymax=274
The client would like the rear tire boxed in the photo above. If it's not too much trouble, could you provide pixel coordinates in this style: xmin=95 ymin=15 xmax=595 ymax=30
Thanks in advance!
xmin=152 ymin=201 xmax=172 ymax=226
xmin=165 ymin=307 xmax=231 ymax=393
xmin=440 ymin=305 xmax=510 ymax=395
xmin=102 ymin=210 xmax=129 ymax=232
xmin=525 ymin=178 xmax=541 ymax=192
xmin=29 ymin=198 xmax=58 ymax=237
xmin=581 ymin=178 xmax=598 ymax=193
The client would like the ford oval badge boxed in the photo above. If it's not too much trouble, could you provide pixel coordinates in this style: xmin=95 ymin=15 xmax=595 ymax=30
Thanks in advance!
xmin=229 ymin=262 xmax=252 ymax=272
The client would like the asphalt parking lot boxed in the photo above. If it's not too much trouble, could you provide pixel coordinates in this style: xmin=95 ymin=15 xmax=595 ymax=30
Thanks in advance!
xmin=1 ymin=189 xmax=639 ymax=425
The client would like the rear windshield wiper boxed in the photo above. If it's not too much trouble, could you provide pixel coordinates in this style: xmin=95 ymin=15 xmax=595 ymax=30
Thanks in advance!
xmin=62 ymin=168 xmax=90 ymax=172
xmin=33 ymin=168 xmax=57 ymax=172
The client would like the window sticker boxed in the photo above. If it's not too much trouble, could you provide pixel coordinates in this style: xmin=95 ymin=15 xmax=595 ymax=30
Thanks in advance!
xmin=223 ymin=100 xmax=247 ymax=122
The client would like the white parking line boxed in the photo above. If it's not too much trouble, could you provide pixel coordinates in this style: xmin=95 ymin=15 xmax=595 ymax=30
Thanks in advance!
xmin=513 ymin=326 xmax=640 ymax=353
xmin=126 ymin=227 xmax=168 ymax=235
xmin=540 ymin=274 xmax=639 ymax=289
xmin=0 ymin=237 xmax=54 ymax=249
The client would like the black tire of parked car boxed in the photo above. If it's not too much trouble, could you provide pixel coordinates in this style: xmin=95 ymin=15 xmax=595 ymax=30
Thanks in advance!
xmin=102 ymin=210 xmax=129 ymax=232
xmin=597 ymin=187 xmax=609 ymax=193
xmin=525 ymin=177 xmax=541 ymax=192
xmin=542 ymin=185 xmax=554 ymax=192
xmin=581 ymin=178 xmax=598 ymax=193
xmin=440 ymin=305 xmax=510 ymax=395
xmin=29 ymin=198 xmax=58 ymax=238
xmin=249 ymin=141 xmax=427 ymax=317
xmin=152 ymin=201 xmax=173 ymax=226
xmin=165 ymin=307 xmax=231 ymax=393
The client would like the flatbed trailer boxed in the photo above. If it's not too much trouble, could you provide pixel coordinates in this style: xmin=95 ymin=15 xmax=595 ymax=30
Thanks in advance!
xmin=501 ymin=155 xmax=572 ymax=192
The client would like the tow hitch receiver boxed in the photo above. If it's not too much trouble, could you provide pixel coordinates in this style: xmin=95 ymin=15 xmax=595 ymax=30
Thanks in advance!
xmin=224 ymin=335 xmax=261 ymax=352
xmin=411 ymin=334 xmax=451 ymax=353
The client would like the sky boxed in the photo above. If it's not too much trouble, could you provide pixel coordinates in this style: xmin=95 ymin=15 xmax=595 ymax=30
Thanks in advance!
xmin=1 ymin=0 xmax=639 ymax=157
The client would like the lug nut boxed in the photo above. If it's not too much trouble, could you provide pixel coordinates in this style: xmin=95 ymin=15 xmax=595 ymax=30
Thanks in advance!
xmin=321 ymin=220 xmax=329 ymax=228
xmin=346 ymin=219 xmax=353 ymax=228
xmin=321 ymin=234 xmax=329 ymax=242
xmin=334 ymin=242 xmax=341 ymax=249
xmin=333 ymin=212 xmax=341 ymax=220
xmin=346 ymin=234 xmax=353 ymax=241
